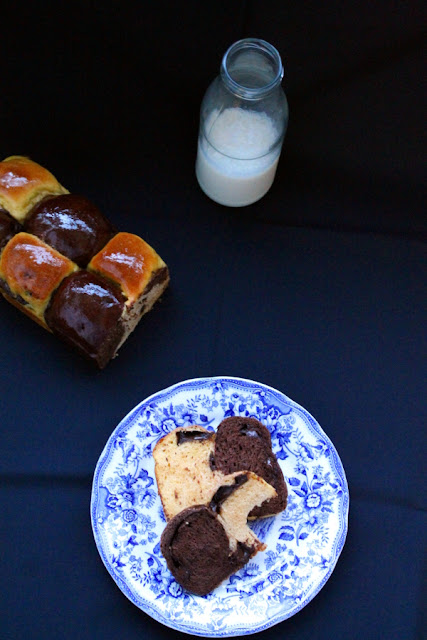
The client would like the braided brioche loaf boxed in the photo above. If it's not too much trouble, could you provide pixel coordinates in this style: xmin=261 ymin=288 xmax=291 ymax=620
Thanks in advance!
xmin=0 ymin=156 xmax=169 ymax=368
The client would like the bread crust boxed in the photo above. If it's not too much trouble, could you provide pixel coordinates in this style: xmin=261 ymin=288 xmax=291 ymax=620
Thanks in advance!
xmin=88 ymin=232 xmax=168 ymax=303
xmin=0 ymin=156 xmax=68 ymax=223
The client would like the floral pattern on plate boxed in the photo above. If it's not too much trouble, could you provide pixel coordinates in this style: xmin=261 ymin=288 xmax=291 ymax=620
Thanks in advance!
xmin=91 ymin=376 xmax=349 ymax=636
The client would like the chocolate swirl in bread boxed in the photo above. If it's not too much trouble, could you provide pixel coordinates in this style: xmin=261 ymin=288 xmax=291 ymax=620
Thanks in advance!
xmin=44 ymin=271 xmax=127 ymax=369
xmin=154 ymin=419 xmax=287 ymax=521
xmin=161 ymin=506 xmax=250 ymax=596
xmin=213 ymin=416 xmax=288 ymax=517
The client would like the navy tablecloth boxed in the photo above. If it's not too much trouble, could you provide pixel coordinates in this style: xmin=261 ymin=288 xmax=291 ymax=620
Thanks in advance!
xmin=0 ymin=2 xmax=426 ymax=639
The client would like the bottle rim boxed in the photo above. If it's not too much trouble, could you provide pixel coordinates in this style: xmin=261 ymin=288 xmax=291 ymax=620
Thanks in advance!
xmin=220 ymin=38 xmax=284 ymax=99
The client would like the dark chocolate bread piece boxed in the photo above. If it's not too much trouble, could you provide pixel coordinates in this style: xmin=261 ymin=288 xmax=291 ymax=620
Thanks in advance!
xmin=160 ymin=506 xmax=252 ymax=596
xmin=214 ymin=416 xmax=287 ymax=517
xmin=25 ymin=194 xmax=116 ymax=267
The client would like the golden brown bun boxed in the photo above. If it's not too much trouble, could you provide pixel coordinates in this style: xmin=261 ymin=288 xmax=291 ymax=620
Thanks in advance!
xmin=88 ymin=232 xmax=168 ymax=304
xmin=0 ymin=156 xmax=68 ymax=223
xmin=89 ymin=232 xmax=170 ymax=348
xmin=0 ymin=232 xmax=78 ymax=328
xmin=154 ymin=423 xmax=287 ymax=521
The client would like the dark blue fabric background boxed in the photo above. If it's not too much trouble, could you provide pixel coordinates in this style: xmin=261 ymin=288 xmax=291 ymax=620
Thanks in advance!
xmin=0 ymin=2 xmax=426 ymax=639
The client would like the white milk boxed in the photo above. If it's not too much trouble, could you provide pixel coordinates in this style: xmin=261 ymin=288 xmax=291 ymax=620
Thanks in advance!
xmin=196 ymin=107 xmax=281 ymax=207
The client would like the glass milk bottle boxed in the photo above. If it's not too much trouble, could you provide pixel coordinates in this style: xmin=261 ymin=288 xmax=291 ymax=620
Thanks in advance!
xmin=196 ymin=38 xmax=288 ymax=207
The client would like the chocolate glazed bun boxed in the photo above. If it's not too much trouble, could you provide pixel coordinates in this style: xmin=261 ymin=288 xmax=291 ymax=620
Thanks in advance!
xmin=213 ymin=416 xmax=287 ymax=518
xmin=161 ymin=505 xmax=254 ymax=596
xmin=0 ymin=208 xmax=21 ymax=250
xmin=45 ymin=270 xmax=126 ymax=368
xmin=25 ymin=194 xmax=116 ymax=267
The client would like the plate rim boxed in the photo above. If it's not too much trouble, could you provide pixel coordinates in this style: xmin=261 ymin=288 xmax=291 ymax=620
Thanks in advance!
xmin=91 ymin=375 xmax=350 ymax=636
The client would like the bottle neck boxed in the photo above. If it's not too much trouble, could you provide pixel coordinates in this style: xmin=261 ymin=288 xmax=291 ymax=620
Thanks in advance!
xmin=220 ymin=38 xmax=284 ymax=100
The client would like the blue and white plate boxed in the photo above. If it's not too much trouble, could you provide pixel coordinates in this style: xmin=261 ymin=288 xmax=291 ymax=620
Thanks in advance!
xmin=91 ymin=376 xmax=349 ymax=636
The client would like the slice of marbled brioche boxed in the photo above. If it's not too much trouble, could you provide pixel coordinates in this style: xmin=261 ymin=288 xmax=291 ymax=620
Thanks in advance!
xmin=160 ymin=471 xmax=277 ymax=595
xmin=213 ymin=416 xmax=288 ymax=517
xmin=153 ymin=426 xmax=218 ymax=520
